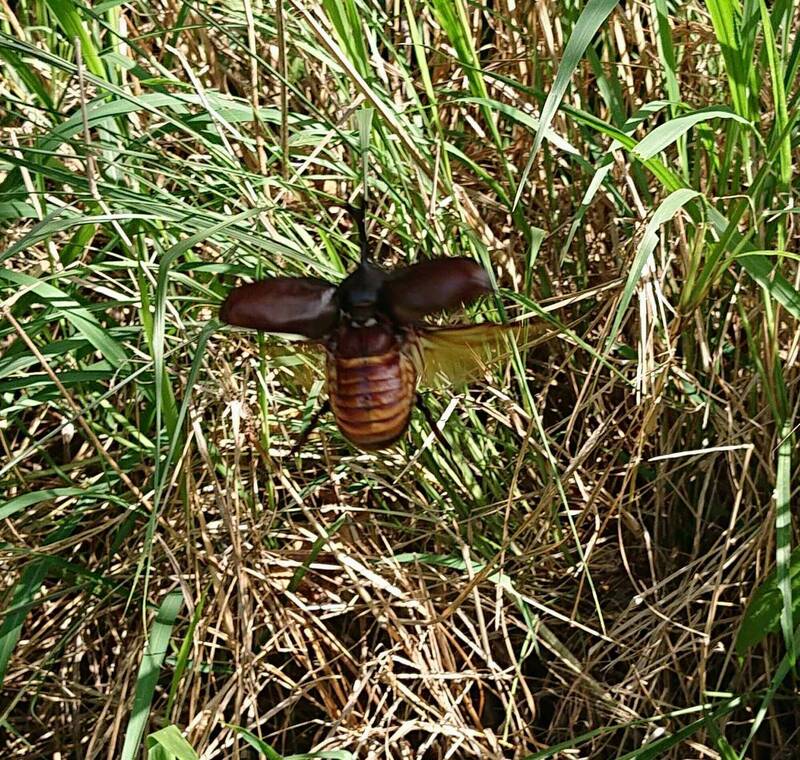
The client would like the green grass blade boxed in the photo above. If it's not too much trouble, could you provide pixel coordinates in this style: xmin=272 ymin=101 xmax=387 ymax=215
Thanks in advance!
xmin=737 ymin=622 xmax=800 ymax=759
xmin=288 ymin=514 xmax=347 ymax=593
xmin=292 ymin=5 xmax=428 ymax=170
xmin=715 ymin=239 xmax=800 ymax=320
xmin=632 ymin=107 xmax=750 ymax=161
xmin=735 ymin=545 xmax=800 ymax=654
xmin=616 ymin=704 xmax=737 ymax=760
xmin=43 ymin=0 xmax=105 ymax=78
xmin=228 ymin=725 xmax=284 ymax=759
xmin=146 ymin=725 xmax=198 ymax=760
xmin=153 ymin=208 xmax=261 ymax=454
xmin=705 ymin=0 xmax=751 ymax=118
xmin=0 ymin=47 xmax=54 ymax=108
xmin=0 ymin=269 xmax=128 ymax=367
xmin=0 ymin=563 xmax=50 ymax=687
xmin=321 ymin=0 xmax=369 ymax=79
xmin=164 ymin=589 xmax=207 ymax=716
xmin=455 ymin=96 xmax=579 ymax=156
xmin=606 ymin=189 xmax=701 ymax=348
xmin=652 ymin=0 xmax=680 ymax=109
xmin=120 ymin=590 xmax=185 ymax=760
xmin=0 ymin=519 xmax=77 ymax=688
xmin=512 ymin=0 xmax=619 ymax=209
xmin=0 ymin=487 xmax=102 ymax=522
xmin=158 ymin=323 xmax=217 ymax=497
xmin=775 ymin=421 xmax=795 ymax=661
xmin=429 ymin=0 xmax=510 ymax=183
xmin=401 ymin=0 xmax=440 ymax=128
xmin=562 ymin=100 xmax=669 ymax=255
xmin=758 ymin=0 xmax=791 ymax=186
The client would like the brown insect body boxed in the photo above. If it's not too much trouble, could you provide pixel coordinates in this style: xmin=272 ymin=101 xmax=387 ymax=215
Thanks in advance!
xmin=326 ymin=322 xmax=421 ymax=450
xmin=220 ymin=204 xmax=500 ymax=451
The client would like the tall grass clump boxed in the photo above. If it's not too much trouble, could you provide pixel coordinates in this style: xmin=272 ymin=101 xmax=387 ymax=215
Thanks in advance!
xmin=1 ymin=0 xmax=799 ymax=757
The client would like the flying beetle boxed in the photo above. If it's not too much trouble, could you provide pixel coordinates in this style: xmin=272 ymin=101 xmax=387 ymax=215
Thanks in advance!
xmin=220 ymin=203 xmax=508 ymax=452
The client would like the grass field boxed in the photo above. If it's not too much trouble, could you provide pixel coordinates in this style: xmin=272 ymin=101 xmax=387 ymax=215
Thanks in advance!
xmin=2 ymin=0 xmax=800 ymax=757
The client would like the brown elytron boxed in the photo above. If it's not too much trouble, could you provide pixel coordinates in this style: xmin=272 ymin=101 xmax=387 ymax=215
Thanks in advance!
xmin=220 ymin=202 xmax=502 ymax=452
xmin=326 ymin=324 xmax=421 ymax=449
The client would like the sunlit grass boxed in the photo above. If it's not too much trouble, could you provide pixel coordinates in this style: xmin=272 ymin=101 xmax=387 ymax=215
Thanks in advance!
xmin=1 ymin=0 xmax=799 ymax=757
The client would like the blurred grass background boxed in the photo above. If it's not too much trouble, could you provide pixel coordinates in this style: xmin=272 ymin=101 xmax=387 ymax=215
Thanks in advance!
xmin=1 ymin=0 xmax=799 ymax=757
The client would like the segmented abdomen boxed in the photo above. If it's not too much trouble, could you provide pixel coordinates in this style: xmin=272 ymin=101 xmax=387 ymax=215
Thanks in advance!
xmin=327 ymin=343 xmax=418 ymax=450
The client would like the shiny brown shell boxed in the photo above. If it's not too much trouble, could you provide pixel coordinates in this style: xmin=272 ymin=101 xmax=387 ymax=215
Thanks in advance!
xmin=382 ymin=257 xmax=492 ymax=323
xmin=219 ymin=277 xmax=338 ymax=338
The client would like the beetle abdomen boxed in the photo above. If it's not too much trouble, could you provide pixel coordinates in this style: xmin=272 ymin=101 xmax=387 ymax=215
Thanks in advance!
xmin=327 ymin=328 xmax=419 ymax=450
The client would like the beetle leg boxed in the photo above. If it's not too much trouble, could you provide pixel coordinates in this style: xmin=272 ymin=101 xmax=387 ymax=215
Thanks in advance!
xmin=290 ymin=399 xmax=331 ymax=455
xmin=415 ymin=394 xmax=449 ymax=448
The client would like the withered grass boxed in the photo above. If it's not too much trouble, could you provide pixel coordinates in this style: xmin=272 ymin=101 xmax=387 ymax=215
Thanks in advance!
xmin=1 ymin=0 xmax=798 ymax=758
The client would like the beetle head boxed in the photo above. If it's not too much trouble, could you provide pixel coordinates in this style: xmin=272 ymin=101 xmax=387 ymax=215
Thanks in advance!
xmin=337 ymin=259 xmax=388 ymax=323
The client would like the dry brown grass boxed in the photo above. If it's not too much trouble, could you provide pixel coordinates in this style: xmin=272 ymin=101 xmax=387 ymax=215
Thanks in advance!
xmin=2 ymin=0 xmax=799 ymax=758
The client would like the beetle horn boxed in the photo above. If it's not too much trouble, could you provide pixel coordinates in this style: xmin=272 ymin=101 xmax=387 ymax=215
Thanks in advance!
xmin=345 ymin=201 xmax=370 ymax=264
